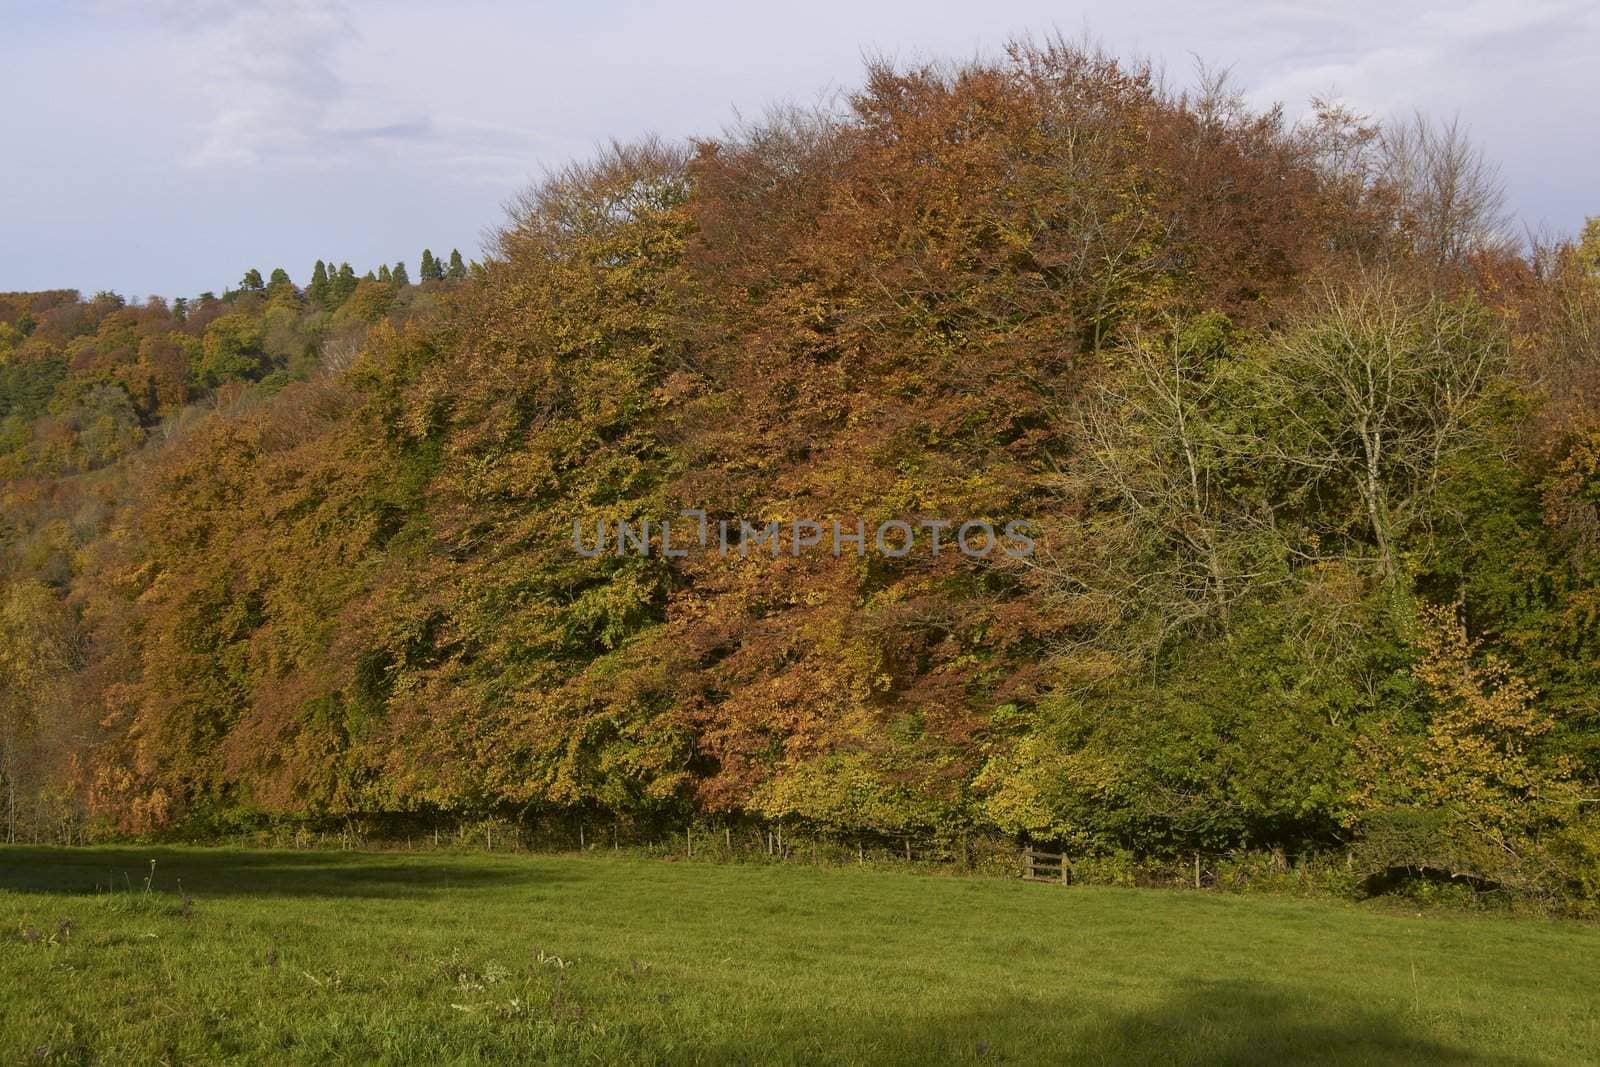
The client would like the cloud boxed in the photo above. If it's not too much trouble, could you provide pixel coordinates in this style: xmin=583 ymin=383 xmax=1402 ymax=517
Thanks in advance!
xmin=9 ymin=0 xmax=1594 ymax=297
xmin=148 ymin=1 xmax=354 ymax=167
xmin=131 ymin=0 xmax=541 ymax=183
xmin=329 ymin=120 xmax=436 ymax=143
xmin=1236 ymin=0 xmax=1598 ymax=121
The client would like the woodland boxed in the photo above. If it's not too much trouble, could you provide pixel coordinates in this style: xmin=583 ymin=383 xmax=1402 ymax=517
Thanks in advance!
xmin=4 ymin=40 xmax=1599 ymax=908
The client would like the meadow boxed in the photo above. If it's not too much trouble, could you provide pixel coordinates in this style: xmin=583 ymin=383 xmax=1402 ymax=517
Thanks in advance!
xmin=2 ymin=846 xmax=1597 ymax=1064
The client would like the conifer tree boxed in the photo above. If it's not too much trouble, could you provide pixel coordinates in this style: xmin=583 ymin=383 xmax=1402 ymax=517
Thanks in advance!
xmin=419 ymin=248 xmax=441 ymax=281
xmin=446 ymin=248 xmax=467 ymax=281
xmin=378 ymin=263 xmax=393 ymax=284
xmin=239 ymin=268 xmax=264 ymax=291
xmin=268 ymin=268 xmax=292 ymax=289
xmin=308 ymin=260 xmax=331 ymax=308
xmin=392 ymin=260 xmax=411 ymax=286
xmin=333 ymin=263 xmax=358 ymax=304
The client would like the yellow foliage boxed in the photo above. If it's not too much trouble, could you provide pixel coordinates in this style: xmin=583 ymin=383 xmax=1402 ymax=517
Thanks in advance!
xmin=1351 ymin=601 xmax=1575 ymax=838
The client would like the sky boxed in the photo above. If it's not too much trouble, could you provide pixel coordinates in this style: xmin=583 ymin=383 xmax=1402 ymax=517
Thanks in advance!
xmin=2 ymin=0 xmax=1596 ymax=300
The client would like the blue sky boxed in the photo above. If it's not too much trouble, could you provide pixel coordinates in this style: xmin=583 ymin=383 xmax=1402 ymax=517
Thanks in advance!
xmin=2 ymin=0 xmax=1595 ymax=299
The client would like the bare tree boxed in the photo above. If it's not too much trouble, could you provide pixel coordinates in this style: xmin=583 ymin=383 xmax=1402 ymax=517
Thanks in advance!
xmin=1048 ymin=316 xmax=1286 ymax=664
xmin=1261 ymin=274 xmax=1507 ymax=582
xmin=1380 ymin=113 xmax=1515 ymax=274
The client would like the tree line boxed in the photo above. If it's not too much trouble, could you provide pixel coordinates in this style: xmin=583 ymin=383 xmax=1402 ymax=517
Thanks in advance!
xmin=2 ymin=38 xmax=1599 ymax=908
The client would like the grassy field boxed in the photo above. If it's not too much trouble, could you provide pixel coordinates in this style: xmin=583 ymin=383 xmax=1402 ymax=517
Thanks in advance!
xmin=1 ymin=847 xmax=1597 ymax=1065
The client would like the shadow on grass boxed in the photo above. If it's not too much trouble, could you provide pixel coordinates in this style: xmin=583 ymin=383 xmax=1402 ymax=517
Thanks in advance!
xmin=709 ymin=978 xmax=1538 ymax=1066
xmin=1068 ymin=978 xmax=1532 ymax=1066
xmin=0 ymin=846 xmax=560 ymax=899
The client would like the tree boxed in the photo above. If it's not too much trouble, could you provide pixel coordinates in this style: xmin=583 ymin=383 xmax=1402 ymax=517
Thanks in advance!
xmin=1348 ymin=601 xmax=1579 ymax=892
xmin=332 ymin=279 xmax=393 ymax=325
xmin=446 ymin=248 xmax=467 ymax=281
xmin=268 ymin=267 xmax=292 ymax=289
xmin=240 ymin=268 xmax=265 ymax=292
xmin=308 ymin=260 xmax=331 ymax=308
xmin=391 ymin=260 xmax=411 ymax=286
xmin=1071 ymin=313 xmax=1277 ymax=647
xmin=1380 ymin=114 xmax=1513 ymax=276
xmin=0 ymin=579 xmax=80 ymax=842
xmin=377 ymin=264 xmax=393 ymax=284
xmin=196 ymin=312 xmax=267 ymax=386
xmin=1259 ymin=275 xmax=1506 ymax=584
xmin=420 ymin=248 xmax=444 ymax=282
xmin=1577 ymin=216 xmax=1600 ymax=276
xmin=333 ymin=263 xmax=358 ymax=305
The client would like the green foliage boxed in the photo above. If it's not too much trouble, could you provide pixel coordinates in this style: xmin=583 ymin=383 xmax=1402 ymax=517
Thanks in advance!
xmin=333 ymin=262 xmax=358 ymax=305
xmin=197 ymin=312 xmax=267 ymax=386
xmin=420 ymin=247 xmax=444 ymax=281
xmin=0 ymin=355 xmax=67 ymax=423
xmin=308 ymin=259 xmax=331 ymax=308
xmin=331 ymin=279 xmax=395 ymax=325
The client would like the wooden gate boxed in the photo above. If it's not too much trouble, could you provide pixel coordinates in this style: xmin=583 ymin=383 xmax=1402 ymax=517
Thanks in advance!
xmin=1022 ymin=848 xmax=1068 ymax=884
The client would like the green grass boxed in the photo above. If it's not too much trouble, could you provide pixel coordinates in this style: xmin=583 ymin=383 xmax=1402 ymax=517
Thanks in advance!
xmin=1 ymin=847 xmax=1597 ymax=1065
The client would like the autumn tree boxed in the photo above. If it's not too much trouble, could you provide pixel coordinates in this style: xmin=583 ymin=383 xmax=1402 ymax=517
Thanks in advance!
xmin=0 ymin=579 xmax=80 ymax=841
xmin=1349 ymin=602 xmax=1580 ymax=892
xmin=196 ymin=311 xmax=267 ymax=386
